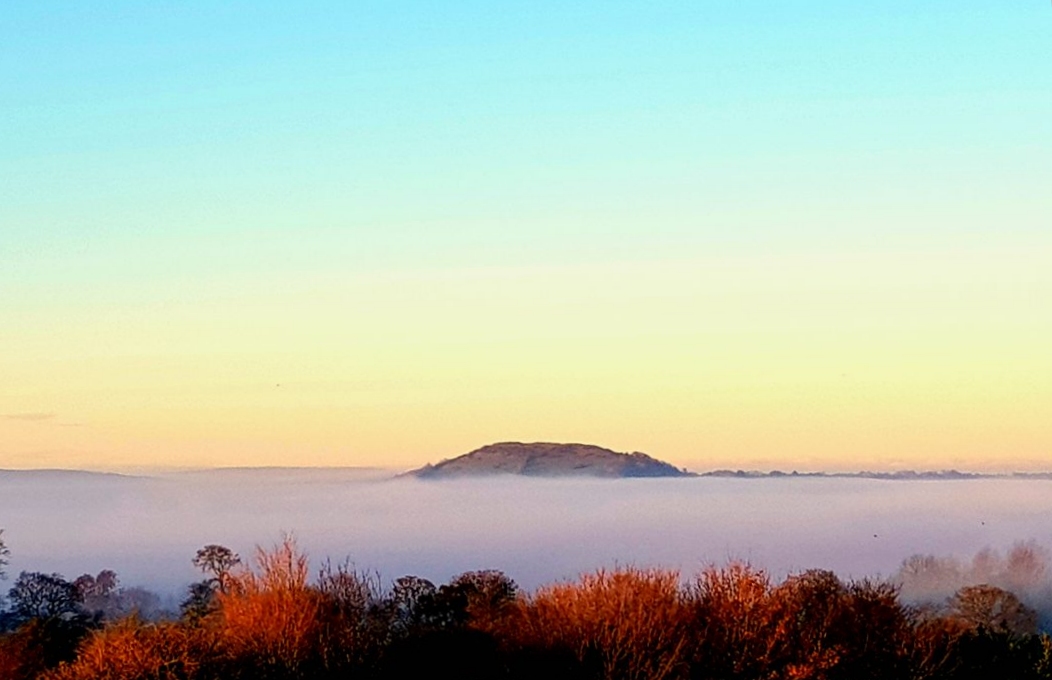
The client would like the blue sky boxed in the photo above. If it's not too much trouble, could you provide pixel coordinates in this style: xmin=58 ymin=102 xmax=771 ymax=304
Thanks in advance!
xmin=5 ymin=1 xmax=1048 ymax=261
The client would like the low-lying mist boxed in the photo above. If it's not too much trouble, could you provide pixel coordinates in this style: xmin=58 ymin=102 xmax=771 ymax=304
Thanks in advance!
xmin=2 ymin=469 xmax=1051 ymax=611
xmin=894 ymin=541 xmax=1052 ymax=626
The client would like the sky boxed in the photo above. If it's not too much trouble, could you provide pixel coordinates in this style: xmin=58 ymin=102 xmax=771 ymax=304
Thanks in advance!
xmin=2 ymin=1 xmax=1050 ymax=471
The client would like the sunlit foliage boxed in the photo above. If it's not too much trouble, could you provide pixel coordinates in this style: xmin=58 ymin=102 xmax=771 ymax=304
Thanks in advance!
xmin=1 ymin=539 xmax=1051 ymax=680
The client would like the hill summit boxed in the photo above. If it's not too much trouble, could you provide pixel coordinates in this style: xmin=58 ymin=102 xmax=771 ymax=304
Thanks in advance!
xmin=408 ymin=442 xmax=692 ymax=479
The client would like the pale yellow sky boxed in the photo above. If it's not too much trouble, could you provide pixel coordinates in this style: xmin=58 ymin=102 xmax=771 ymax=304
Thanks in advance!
xmin=3 ymin=244 xmax=1049 ymax=472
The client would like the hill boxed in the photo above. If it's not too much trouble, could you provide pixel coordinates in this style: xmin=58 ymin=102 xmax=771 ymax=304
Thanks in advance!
xmin=408 ymin=442 xmax=692 ymax=479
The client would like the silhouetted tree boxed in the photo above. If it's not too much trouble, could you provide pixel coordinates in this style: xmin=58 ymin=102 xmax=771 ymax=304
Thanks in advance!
xmin=384 ymin=573 xmax=514 ymax=678
xmin=180 ymin=581 xmax=216 ymax=622
xmin=438 ymin=569 xmax=519 ymax=628
xmin=317 ymin=559 xmax=382 ymax=615
xmin=192 ymin=544 xmax=240 ymax=593
xmin=388 ymin=570 xmax=519 ymax=633
xmin=448 ymin=570 xmax=519 ymax=611
xmin=0 ymin=529 xmax=9 ymax=581
xmin=0 ymin=529 xmax=9 ymax=615
xmin=315 ymin=559 xmax=390 ymax=672
xmin=390 ymin=575 xmax=439 ymax=633
xmin=8 ymin=572 xmax=81 ymax=621
xmin=179 ymin=544 xmax=241 ymax=623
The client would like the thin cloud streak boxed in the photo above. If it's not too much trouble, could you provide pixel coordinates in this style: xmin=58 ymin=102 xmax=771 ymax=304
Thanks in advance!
xmin=2 ymin=412 xmax=57 ymax=421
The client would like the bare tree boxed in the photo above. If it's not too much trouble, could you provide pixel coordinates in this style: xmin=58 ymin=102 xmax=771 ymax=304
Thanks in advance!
xmin=948 ymin=584 xmax=1038 ymax=636
xmin=8 ymin=571 xmax=82 ymax=621
xmin=0 ymin=529 xmax=9 ymax=581
xmin=192 ymin=544 xmax=240 ymax=593
xmin=317 ymin=558 xmax=383 ymax=615
xmin=180 ymin=544 xmax=242 ymax=622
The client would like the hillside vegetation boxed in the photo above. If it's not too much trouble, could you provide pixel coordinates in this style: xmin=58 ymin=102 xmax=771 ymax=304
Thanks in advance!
xmin=409 ymin=442 xmax=691 ymax=479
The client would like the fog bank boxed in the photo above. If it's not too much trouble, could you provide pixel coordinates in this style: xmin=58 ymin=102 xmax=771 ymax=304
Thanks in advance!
xmin=2 ymin=470 xmax=1051 ymax=600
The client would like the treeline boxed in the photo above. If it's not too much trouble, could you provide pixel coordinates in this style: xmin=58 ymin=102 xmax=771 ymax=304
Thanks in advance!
xmin=1 ymin=537 xmax=1051 ymax=679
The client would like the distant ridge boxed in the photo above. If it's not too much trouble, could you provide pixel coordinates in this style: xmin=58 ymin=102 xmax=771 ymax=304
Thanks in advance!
xmin=0 ymin=469 xmax=139 ymax=481
xmin=408 ymin=442 xmax=693 ymax=479
xmin=699 ymin=469 xmax=1052 ymax=480
xmin=0 ymin=468 xmax=134 ymax=477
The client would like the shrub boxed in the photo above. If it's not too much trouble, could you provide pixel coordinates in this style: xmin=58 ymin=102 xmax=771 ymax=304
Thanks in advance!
xmin=768 ymin=571 xmax=910 ymax=680
xmin=505 ymin=567 xmax=689 ymax=680
xmin=685 ymin=562 xmax=781 ymax=680
xmin=210 ymin=536 xmax=327 ymax=679
xmin=314 ymin=559 xmax=389 ymax=672
xmin=0 ymin=617 xmax=94 ymax=679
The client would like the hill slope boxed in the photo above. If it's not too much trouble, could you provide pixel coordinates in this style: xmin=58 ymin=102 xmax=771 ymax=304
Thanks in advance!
xmin=409 ymin=442 xmax=692 ymax=479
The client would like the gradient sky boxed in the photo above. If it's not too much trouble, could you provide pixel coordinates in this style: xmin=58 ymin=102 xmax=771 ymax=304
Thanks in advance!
xmin=2 ymin=2 xmax=1050 ymax=471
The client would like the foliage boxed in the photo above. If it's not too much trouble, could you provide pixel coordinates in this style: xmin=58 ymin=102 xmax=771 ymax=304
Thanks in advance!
xmin=947 ymin=584 xmax=1039 ymax=635
xmin=314 ymin=558 xmax=390 ymax=670
xmin=4 ymin=542 xmax=1052 ymax=680
xmin=73 ymin=570 xmax=122 ymax=621
xmin=41 ymin=618 xmax=216 ymax=680
xmin=686 ymin=562 xmax=780 ymax=679
xmin=390 ymin=574 xmax=438 ymax=633
xmin=210 ymin=535 xmax=325 ymax=678
xmin=505 ymin=567 xmax=689 ymax=680
xmin=180 ymin=582 xmax=217 ymax=624
xmin=0 ymin=617 xmax=94 ymax=680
